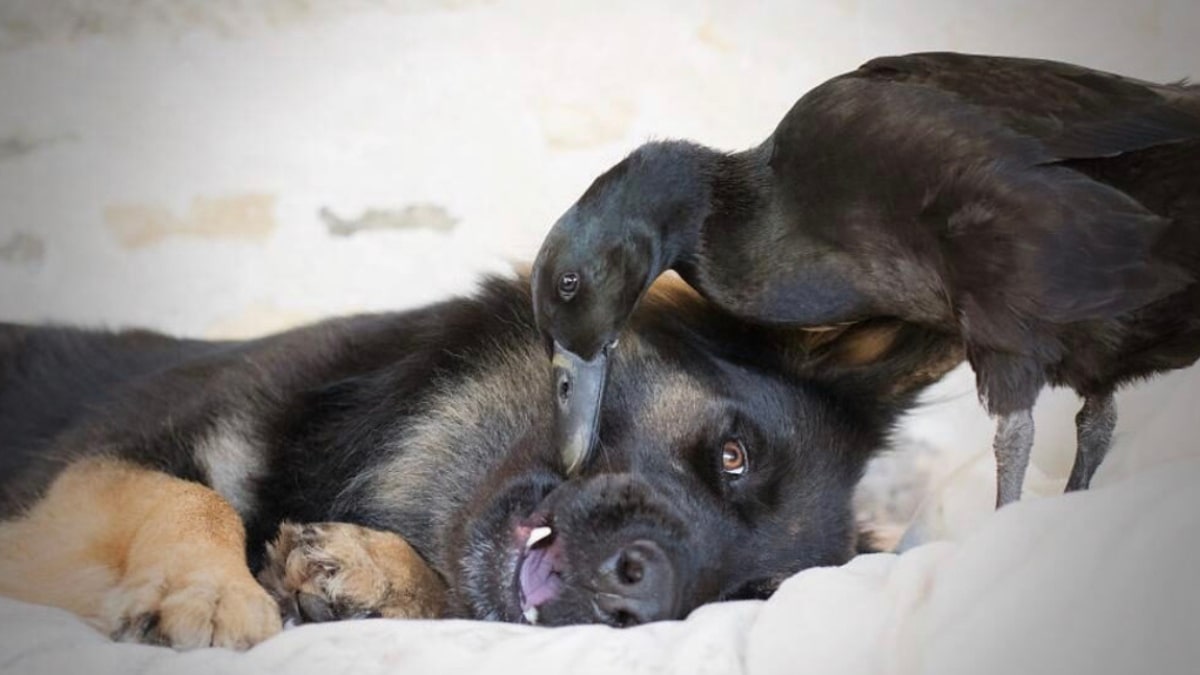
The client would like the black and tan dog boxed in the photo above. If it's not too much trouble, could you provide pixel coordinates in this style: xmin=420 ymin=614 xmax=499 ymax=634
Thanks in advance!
xmin=0 ymin=275 xmax=960 ymax=649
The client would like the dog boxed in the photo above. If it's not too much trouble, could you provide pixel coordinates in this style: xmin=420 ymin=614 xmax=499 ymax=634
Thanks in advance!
xmin=0 ymin=275 xmax=961 ymax=649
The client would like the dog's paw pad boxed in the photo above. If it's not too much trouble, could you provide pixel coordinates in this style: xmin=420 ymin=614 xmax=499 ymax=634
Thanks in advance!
xmin=258 ymin=521 xmax=442 ymax=624
xmin=258 ymin=522 xmax=386 ymax=624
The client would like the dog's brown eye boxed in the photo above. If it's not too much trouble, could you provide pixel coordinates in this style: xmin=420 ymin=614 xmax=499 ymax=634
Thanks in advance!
xmin=721 ymin=439 xmax=747 ymax=476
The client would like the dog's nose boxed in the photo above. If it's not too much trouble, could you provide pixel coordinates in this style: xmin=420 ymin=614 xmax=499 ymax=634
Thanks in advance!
xmin=593 ymin=539 xmax=677 ymax=626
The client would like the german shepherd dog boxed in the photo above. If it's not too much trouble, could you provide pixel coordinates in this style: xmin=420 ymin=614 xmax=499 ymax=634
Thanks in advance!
xmin=0 ymin=275 xmax=960 ymax=649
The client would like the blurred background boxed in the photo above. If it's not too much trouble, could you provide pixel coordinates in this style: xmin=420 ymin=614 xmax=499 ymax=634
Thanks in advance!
xmin=1 ymin=0 xmax=1198 ymax=544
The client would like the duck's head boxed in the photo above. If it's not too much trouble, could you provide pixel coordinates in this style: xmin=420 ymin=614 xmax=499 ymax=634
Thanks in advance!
xmin=532 ymin=140 xmax=718 ymax=476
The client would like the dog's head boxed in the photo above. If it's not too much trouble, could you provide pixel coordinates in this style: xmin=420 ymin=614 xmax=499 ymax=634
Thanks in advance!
xmin=449 ymin=276 xmax=962 ymax=626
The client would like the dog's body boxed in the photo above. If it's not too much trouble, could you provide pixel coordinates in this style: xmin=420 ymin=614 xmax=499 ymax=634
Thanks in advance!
xmin=0 ymin=276 xmax=960 ymax=648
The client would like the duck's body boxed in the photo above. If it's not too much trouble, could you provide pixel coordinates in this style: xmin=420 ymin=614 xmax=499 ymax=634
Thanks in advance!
xmin=533 ymin=52 xmax=1200 ymax=504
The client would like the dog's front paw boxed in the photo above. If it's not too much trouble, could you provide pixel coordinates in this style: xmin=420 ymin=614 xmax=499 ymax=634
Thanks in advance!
xmin=258 ymin=522 xmax=445 ymax=626
xmin=106 ymin=572 xmax=282 ymax=650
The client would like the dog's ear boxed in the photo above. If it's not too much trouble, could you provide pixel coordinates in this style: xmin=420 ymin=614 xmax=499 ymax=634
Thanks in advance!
xmin=771 ymin=319 xmax=965 ymax=403
xmin=636 ymin=273 xmax=964 ymax=402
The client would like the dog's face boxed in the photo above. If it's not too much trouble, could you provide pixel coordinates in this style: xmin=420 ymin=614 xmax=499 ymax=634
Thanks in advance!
xmin=447 ymin=282 xmax=962 ymax=626
xmin=455 ymin=355 xmax=867 ymax=626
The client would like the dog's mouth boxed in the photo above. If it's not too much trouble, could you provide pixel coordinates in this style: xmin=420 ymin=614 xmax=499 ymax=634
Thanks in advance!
xmin=512 ymin=514 xmax=565 ymax=625
xmin=460 ymin=471 xmax=705 ymax=627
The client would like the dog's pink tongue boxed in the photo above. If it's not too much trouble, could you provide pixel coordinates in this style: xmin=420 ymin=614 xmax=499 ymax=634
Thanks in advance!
xmin=519 ymin=544 xmax=563 ymax=610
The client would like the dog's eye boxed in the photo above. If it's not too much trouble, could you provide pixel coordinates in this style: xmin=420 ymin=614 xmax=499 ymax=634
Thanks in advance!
xmin=721 ymin=439 xmax=748 ymax=477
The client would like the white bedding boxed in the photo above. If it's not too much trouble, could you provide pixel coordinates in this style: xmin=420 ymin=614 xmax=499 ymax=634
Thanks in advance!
xmin=2 ymin=447 xmax=1196 ymax=675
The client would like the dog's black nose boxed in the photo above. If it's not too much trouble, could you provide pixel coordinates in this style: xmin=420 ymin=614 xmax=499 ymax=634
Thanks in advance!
xmin=593 ymin=539 xmax=677 ymax=626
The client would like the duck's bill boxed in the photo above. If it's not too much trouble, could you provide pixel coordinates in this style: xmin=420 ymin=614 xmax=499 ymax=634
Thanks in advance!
xmin=552 ymin=342 xmax=609 ymax=476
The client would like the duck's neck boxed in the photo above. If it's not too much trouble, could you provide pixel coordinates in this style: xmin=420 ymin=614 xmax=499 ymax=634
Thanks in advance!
xmin=655 ymin=143 xmax=764 ymax=273
xmin=648 ymin=140 xmax=758 ymax=271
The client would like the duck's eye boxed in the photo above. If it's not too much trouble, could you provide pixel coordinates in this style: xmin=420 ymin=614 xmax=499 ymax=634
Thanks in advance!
xmin=558 ymin=272 xmax=580 ymax=301
xmin=556 ymin=369 xmax=571 ymax=405
xmin=721 ymin=439 xmax=748 ymax=477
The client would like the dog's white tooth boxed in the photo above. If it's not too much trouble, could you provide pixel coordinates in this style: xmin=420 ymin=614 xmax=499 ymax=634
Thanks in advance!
xmin=523 ymin=606 xmax=539 ymax=625
xmin=526 ymin=526 xmax=552 ymax=550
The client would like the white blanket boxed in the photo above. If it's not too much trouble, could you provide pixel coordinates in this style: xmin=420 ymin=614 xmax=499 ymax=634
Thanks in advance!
xmin=2 ymin=449 xmax=1196 ymax=675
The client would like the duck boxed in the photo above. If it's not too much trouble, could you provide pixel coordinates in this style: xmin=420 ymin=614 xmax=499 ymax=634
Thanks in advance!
xmin=531 ymin=51 xmax=1200 ymax=507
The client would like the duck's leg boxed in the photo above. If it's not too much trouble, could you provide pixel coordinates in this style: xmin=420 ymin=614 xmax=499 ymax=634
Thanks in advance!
xmin=1065 ymin=392 xmax=1116 ymax=492
xmin=970 ymin=348 xmax=1044 ymax=508
xmin=994 ymin=408 xmax=1035 ymax=507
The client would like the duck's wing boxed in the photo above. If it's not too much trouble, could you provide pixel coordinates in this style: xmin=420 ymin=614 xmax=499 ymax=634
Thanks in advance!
xmin=762 ymin=53 xmax=1196 ymax=343
xmin=850 ymin=52 xmax=1200 ymax=161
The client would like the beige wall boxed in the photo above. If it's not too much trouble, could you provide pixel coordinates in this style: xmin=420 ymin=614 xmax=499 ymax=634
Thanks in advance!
xmin=1 ymin=0 xmax=1198 ymax=538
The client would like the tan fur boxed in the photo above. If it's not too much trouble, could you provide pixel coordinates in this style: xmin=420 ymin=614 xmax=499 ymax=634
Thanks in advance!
xmin=793 ymin=325 xmax=853 ymax=351
xmin=258 ymin=522 xmax=446 ymax=620
xmin=194 ymin=415 xmax=265 ymax=518
xmin=830 ymin=322 xmax=903 ymax=366
xmin=0 ymin=458 xmax=281 ymax=649
xmin=641 ymin=271 xmax=704 ymax=308
xmin=360 ymin=339 xmax=548 ymax=540
xmin=641 ymin=272 xmax=877 ymax=354
xmin=888 ymin=339 xmax=966 ymax=396
xmin=640 ymin=274 xmax=963 ymax=391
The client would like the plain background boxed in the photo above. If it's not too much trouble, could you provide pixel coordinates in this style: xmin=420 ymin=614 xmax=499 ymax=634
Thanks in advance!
xmin=1 ymin=0 xmax=1198 ymax=539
